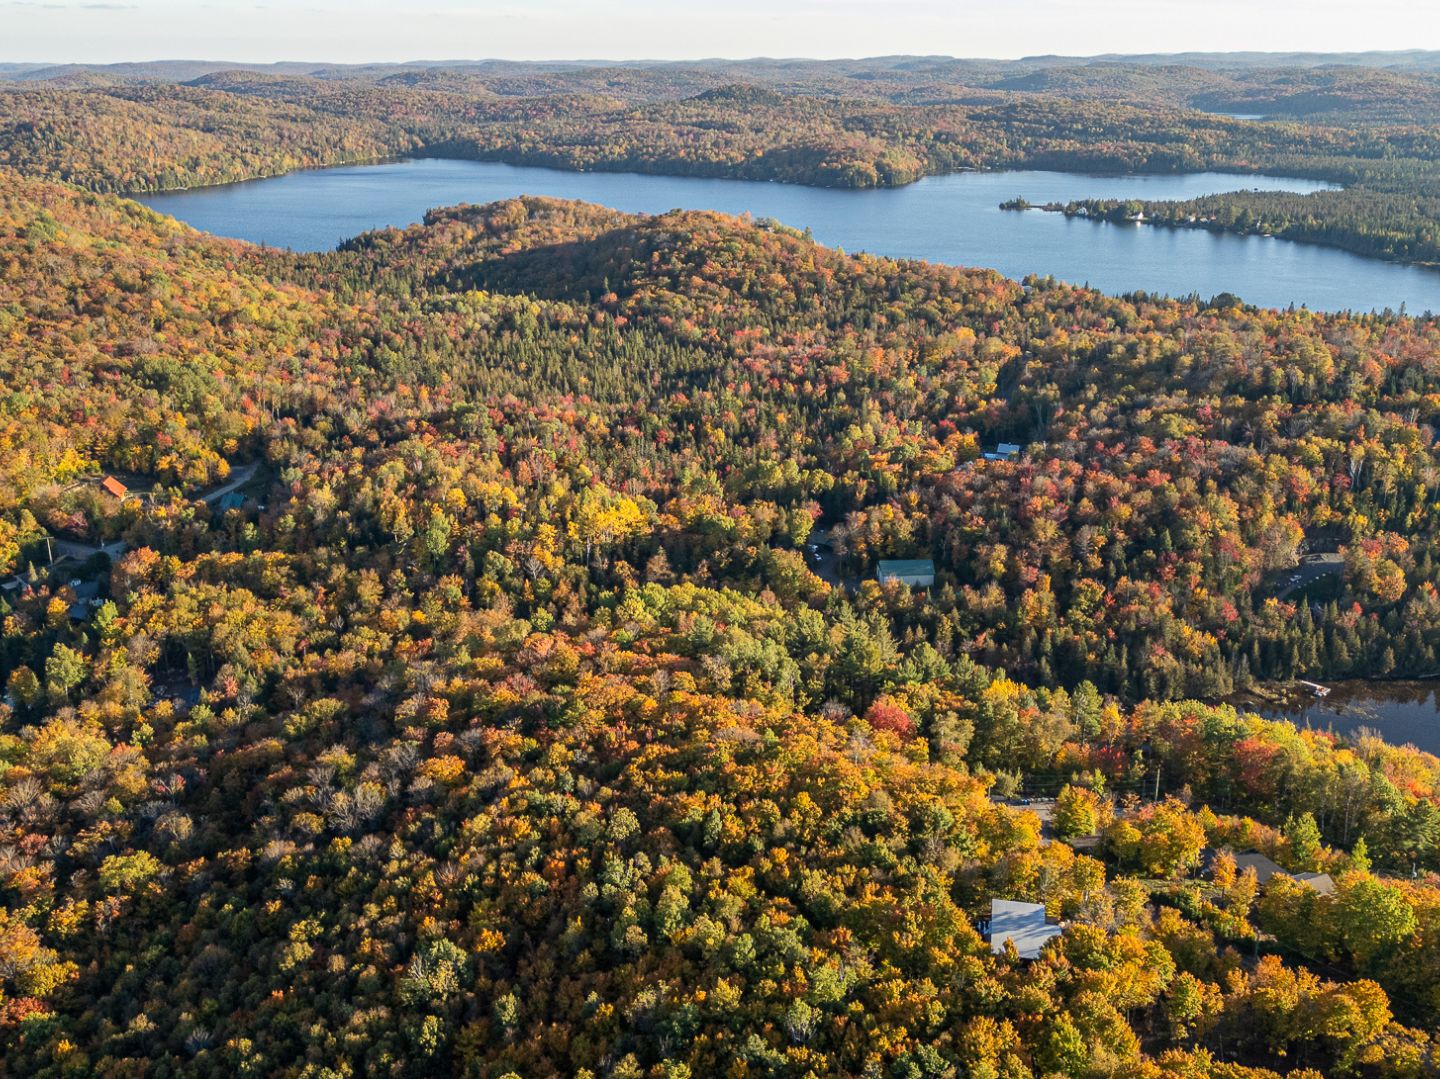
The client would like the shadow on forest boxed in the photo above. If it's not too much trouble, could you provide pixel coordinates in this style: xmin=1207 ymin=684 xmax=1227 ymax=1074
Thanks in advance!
xmin=437 ymin=226 xmax=664 ymax=303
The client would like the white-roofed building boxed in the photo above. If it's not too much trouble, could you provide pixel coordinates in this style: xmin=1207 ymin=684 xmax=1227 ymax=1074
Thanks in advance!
xmin=983 ymin=442 xmax=1024 ymax=462
xmin=987 ymin=899 xmax=1063 ymax=960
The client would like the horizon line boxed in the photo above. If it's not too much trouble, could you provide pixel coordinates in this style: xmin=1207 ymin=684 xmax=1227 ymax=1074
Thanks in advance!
xmin=7 ymin=48 xmax=1440 ymax=68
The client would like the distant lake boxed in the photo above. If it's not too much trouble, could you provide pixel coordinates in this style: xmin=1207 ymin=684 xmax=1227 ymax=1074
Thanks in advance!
xmin=137 ymin=157 xmax=1440 ymax=313
xmin=1255 ymin=682 xmax=1440 ymax=754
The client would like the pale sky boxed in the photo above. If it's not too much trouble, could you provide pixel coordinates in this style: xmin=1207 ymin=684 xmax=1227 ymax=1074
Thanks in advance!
xmin=5 ymin=0 xmax=1438 ymax=65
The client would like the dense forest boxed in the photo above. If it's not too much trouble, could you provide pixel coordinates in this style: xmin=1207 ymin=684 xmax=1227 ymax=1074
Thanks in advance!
xmin=3 ymin=162 xmax=1440 ymax=1075
xmin=7 ymin=59 xmax=1440 ymax=265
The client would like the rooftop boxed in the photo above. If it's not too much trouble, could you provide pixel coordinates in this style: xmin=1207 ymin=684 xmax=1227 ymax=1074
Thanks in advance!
xmin=1294 ymin=871 xmax=1336 ymax=895
xmin=1214 ymin=851 xmax=1335 ymax=893
xmin=1231 ymin=852 xmax=1287 ymax=885
xmin=877 ymin=559 xmax=935 ymax=586
xmin=988 ymin=899 xmax=1063 ymax=960
xmin=983 ymin=442 xmax=1023 ymax=462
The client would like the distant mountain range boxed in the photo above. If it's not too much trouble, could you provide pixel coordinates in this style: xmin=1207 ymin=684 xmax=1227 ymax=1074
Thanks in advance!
xmin=8 ymin=51 xmax=1440 ymax=84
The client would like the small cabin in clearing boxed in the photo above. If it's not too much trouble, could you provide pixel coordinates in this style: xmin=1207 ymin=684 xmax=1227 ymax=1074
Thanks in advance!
xmin=983 ymin=442 xmax=1023 ymax=462
xmin=877 ymin=559 xmax=935 ymax=588
xmin=100 ymin=475 xmax=129 ymax=500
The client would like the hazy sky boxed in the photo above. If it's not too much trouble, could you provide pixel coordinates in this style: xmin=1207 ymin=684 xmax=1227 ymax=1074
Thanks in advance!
xmin=6 ymin=0 xmax=1438 ymax=65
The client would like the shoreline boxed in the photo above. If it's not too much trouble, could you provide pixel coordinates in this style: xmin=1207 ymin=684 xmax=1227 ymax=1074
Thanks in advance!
xmin=1220 ymin=678 xmax=1440 ymax=754
xmin=116 ymin=153 xmax=1435 ymax=278
xmin=118 ymin=151 xmax=1317 ymax=202
xmin=1002 ymin=198 xmax=1440 ymax=274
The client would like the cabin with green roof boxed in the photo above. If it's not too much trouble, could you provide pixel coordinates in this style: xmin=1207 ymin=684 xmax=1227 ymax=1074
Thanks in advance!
xmin=876 ymin=559 xmax=935 ymax=588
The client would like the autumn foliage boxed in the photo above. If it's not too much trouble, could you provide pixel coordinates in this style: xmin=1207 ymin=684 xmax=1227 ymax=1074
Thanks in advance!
xmin=0 ymin=171 xmax=1439 ymax=1075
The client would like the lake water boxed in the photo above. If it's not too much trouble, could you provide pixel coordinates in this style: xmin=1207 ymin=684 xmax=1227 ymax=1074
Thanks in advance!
xmin=136 ymin=158 xmax=1440 ymax=313
xmin=1253 ymin=682 xmax=1440 ymax=754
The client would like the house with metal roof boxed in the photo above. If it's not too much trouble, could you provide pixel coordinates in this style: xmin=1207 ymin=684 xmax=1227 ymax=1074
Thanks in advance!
xmin=986 ymin=899 xmax=1063 ymax=960
xmin=1230 ymin=852 xmax=1287 ymax=885
xmin=982 ymin=442 xmax=1023 ymax=462
xmin=876 ymin=559 xmax=935 ymax=588
xmin=100 ymin=475 xmax=129 ymax=500
xmin=1209 ymin=850 xmax=1335 ymax=894
xmin=1293 ymin=871 xmax=1336 ymax=895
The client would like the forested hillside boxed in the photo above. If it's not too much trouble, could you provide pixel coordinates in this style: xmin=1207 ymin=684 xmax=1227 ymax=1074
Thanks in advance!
xmin=4 ymin=170 xmax=1440 ymax=1074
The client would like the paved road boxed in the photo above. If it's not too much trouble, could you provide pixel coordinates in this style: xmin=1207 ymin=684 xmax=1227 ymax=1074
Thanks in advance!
xmin=1275 ymin=553 xmax=1344 ymax=600
xmin=51 ymin=538 xmax=130 ymax=563
xmin=43 ymin=463 xmax=260 ymax=565
xmin=807 ymin=543 xmax=859 ymax=593
xmin=199 ymin=461 xmax=260 ymax=505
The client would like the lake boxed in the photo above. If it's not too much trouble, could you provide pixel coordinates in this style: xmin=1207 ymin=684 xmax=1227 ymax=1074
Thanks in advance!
xmin=1252 ymin=682 xmax=1440 ymax=754
xmin=136 ymin=158 xmax=1440 ymax=314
